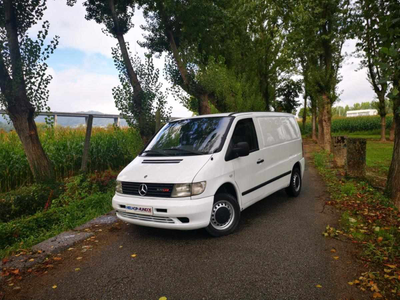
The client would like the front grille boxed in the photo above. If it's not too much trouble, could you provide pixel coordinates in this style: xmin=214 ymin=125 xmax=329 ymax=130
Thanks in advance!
xmin=121 ymin=182 xmax=174 ymax=198
xmin=118 ymin=212 xmax=175 ymax=224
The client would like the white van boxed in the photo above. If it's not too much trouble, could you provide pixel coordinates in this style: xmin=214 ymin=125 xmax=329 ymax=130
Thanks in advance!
xmin=113 ymin=112 xmax=305 ymax=236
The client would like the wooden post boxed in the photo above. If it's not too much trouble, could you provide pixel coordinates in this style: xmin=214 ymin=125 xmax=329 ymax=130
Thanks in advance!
xmin=346 ymin=138 xmax=366 ymax=178
xmin=81 ymin=115 xmax=93 ymax=173
xmin=114 ymin=117 xmax=120 ymax=127
xmin=54 ymin=114 xmax=57 ymax=127
xmin=155 ymin=109 xmax=161 ymax=132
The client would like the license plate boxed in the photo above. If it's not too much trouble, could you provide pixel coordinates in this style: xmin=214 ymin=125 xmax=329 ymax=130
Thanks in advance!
xmin=125 ymin=205 xmax=153 ymax=215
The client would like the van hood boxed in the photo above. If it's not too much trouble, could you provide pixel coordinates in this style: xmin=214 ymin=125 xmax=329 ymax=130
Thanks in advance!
xmin=117 ymin=155 xmax=212 ymax=184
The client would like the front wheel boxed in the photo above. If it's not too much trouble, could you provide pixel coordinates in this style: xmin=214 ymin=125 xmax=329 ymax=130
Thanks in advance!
xmin=206 ymin=193 xmax=240 ymax=237
xmin=285 ymin=167 xmax=302 ymax=197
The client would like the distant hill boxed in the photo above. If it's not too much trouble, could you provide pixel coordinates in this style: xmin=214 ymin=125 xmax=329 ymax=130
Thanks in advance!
xmin=0 ymin=111 xmax=128 ymax=130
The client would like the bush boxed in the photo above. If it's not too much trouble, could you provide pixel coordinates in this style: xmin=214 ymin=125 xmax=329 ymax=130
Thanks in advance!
xmin=0 ymin=184 xmax=63 ymax=222
xmin=0 ymin=191 xmax=113 ymax=256
xmin=299 ymin=115 xmax=394 ymax=135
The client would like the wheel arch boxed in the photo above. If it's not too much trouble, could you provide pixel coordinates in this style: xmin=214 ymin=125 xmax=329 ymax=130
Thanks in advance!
xmin=215 ymin=182 xmax=239 ymax=202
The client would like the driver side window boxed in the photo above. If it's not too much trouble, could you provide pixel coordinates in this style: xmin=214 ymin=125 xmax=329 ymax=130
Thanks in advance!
xmin=231 ymin=118 xmax=259 ymax=152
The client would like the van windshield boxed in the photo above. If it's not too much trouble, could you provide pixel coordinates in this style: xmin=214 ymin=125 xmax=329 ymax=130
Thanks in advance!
xmin=142 ymin=117 xmax=232 ymax=156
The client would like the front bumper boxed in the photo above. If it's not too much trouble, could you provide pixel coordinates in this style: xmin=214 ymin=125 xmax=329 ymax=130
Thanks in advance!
xmin=112 ymin=193 xmax=214 ymax=230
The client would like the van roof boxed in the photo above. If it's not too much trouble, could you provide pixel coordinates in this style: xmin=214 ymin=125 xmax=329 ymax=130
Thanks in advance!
xmin=172 ymin=112 xmax=295 ymax=121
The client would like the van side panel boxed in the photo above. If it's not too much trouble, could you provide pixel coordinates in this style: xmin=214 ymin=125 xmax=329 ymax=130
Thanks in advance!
xmin=240 ymin=116 xmax=302 ymax=209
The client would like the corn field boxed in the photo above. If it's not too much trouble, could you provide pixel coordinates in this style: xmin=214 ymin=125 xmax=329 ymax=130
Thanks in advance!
xmin=0 ymin=125 xmax=143 ymax=193
xmin=299 ymin=115 xmax=394 ymax=135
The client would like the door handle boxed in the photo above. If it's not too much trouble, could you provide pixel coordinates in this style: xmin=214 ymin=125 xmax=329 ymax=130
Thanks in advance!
xmin=257 ymin=159 xmax=264 ymax=164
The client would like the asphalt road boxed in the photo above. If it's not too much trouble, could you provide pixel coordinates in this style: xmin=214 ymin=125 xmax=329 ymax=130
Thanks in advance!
xmin=4 ymin=162 xmax=368 ymax=300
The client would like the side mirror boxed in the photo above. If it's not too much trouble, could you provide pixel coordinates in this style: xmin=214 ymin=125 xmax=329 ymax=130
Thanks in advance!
xmin=233 ymin=142 xmax=250 ymax=157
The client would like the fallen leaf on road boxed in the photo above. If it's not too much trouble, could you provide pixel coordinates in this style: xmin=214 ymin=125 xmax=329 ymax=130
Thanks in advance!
xmin=8 ymin=283 xmax=14 ymax=286
xmin=131 ymin=254 xmax=137 ymax=258
xmin=373 ymin=292 xmax=383 ymax=298
xmin=67 ymin=248 xmax=74 ymax=251
xmin=377 ymin=237 xmax=383 ymax=243
xmin=348 ymin=282 xmax=354 ymax=285
xmin=53 ymin=257 xmax=62 ymax=261
xmin=333 ymin=256 xmax=339 ymax=260
xmin=330 ymin=248 xmax=336 ymax=253
xmin=316 ymin=284 xmax=322 ymax=288
xmin=10 ymin=269 xmax=20 ymax=275
xmin=119 ymin=246 xmax=123 ymax=249
xmin=52 ymin=285 xmax=57 ymax=289
xmin=385 ymin=264 xmax=396 ymax=269
xmin=159 ymin=297 xmax=167 ymax=300
xmin=76 ymin=257 xmax=82 ymax=260
xmin=28 ymin=259 xmax=34 ymax=262
xmin=75 ymin=268 xmax=80 ymax=271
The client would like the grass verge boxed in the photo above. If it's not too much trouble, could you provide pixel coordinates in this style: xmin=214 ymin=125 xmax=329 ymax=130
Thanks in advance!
xmin=0 ymin=191 xmax=113 ymax=259
xmin=313 ymin=150 xmax=400 ymax=299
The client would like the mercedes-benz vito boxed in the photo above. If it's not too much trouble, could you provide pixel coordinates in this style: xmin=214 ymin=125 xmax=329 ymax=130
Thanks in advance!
xmin=112 ymin=112 xmax=305 ymax=236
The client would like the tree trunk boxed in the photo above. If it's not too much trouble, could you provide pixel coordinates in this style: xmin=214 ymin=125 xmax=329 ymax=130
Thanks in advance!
xmin=318 ymin=94 xmax=332 ymax=152
xmin=2 ymin=0 xmax=55 ymax=183
xmin=108 ymin=0 xmax=148 ymax=141
xmin=302 ymin=93 xmax=307 ymax=131
xmin=312 ymin=98 xmax=317 ymax=141
xmin=199 ymin=94 xmax=211 ymax=115
xmin=386 ymin=94 xmax=400 ymax=209
xmin=380 ymin=115 xmax=386 ymax=142
xmin=8 ymin=103 xmax=55 ymax=182
xmin=390 ymin=117 xmax=395 ymax=141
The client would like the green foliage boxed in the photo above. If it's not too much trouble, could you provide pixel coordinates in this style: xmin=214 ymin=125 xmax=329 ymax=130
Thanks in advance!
xmin=341 ymin=182 xmax=357 ymax=196
xmin=112 ymin=49 xmax=171 ymax=136
xmin=0 ymin=1 xmax=59 ymax=113
xmin=300 ymin=115 xmax=394 ymax=135
xmin=276 ymin=79 xmax=302 ymax=113
xmin=0 ymin=126 xmax=142 ymax=192
xmin=0 ymin=190 xmax=113 ymax=257
xmin=0 ymin=183 xmax=62 ymax=222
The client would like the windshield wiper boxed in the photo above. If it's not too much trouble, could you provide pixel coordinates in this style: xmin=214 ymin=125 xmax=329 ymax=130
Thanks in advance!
xmin=143 ymin=149 xmax=168 ymax=156
xmin=162 ymin=148 xmax=206 ymax=155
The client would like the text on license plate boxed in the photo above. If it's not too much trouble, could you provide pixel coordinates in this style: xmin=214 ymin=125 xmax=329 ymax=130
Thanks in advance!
xmin=125 ymin=205 xmax=153 ymax=215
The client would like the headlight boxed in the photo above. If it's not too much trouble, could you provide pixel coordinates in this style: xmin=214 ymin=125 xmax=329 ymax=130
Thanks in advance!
xmin=116 ymin=180 xmax=123 ymax=194
xmin=171 ymin=181 xmax=206 ymax=197
xmin=192 ymin=181 xmax=206 ymax=195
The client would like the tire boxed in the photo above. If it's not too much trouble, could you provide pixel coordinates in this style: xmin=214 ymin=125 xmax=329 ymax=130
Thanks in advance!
xmin=285 ymin=167 xmax=302 ymax=197
xmin=206 ymin=193 xmax=240 ymax=237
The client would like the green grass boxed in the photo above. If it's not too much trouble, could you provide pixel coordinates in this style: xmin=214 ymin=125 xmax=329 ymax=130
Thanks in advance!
xmin=366 ymin=141 xmax=394 ymax=177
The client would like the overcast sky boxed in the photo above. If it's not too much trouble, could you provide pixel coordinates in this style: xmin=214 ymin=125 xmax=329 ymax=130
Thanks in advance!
xmin=31 ymin=0 xmax=375 ymax=118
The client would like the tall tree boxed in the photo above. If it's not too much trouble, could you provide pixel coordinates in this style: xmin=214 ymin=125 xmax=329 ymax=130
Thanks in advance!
xmin=72 ymin=0 xmax=152 ymax=141
xmin=0 ymin=0 xmax=58 ymax=182
xmin=292 ymin=0 xmax=351 ymax=151
xmin=380 ymin=0 xmax=400 ymax=208
xmin=138 ymin=0 xmax=229 ymax=115
xmin=354 ymin=0 xmax=390 ymax=141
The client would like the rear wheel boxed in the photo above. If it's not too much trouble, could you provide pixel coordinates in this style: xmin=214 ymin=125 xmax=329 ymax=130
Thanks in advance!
xmin=206 ymin=193 xmax=240 ymax=237
xmin=285 ymin=167 xmax=302 ymax=197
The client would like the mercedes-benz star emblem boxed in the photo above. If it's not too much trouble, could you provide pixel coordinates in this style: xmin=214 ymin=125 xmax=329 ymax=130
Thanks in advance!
xmin=138 ymin=184 xmax=148 ymax=196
